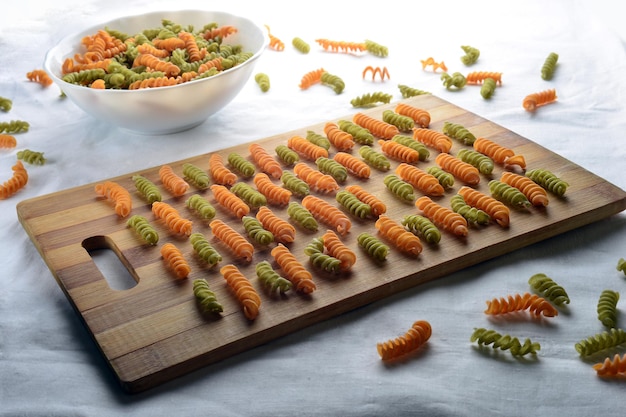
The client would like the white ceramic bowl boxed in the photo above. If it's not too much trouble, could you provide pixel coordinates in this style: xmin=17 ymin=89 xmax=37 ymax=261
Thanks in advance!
xmin=44 ymin=10 xmax=267 ymax=134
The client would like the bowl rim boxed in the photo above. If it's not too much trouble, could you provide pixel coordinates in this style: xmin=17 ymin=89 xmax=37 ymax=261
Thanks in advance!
xmin=43 ymin=9 xmax=269 ymax=93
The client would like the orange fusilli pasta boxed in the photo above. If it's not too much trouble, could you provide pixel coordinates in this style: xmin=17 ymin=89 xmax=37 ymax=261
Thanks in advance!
xmin=466 ymin=71 xmax=502 ymax=85
xmin=332 ymin=152 xmax=370 ymax=179
xmin=299 ymin=67 xmax=326 ymax=89
xmin=435 ymin=153 xmax=480 ymax=186
xmin=0 ymin=161 xmax=28 ymax=200
xmin=500 ymin=172 xmax=549 ymax=207
xmin=395 ymin=163 xmax=445 ymax=197
xmin=0 ymin=134 xmax=17 ymax=149
xmin=152 ymin=201 xmax=193 ymax=236
xmin=362 ymin=66 xmax=390 ymax=81
xmin=178 ymin=31 xmax=204 ymax=62
xmin=133 ymin=53 xmax=181 ymax=77
xmin=395 ymin=103 xmax=430 ymax=128
xmin=344 ymin=184 xmax=386 ymax=217
xmin=159 ymin=164 xmax=190 ymax=197
xmin=322 ymin=229 xmax=357 ymax=272
xmin=249 ymin=143 xmax=283 ymax=179
xmin=302 ymin=195 xmax=352 ymax=236
xmin=264 ymin=25 xmax=285 ymax=51
xmin=287 ymin=135 xmax=329 ymax=161
xmin=457 ymin=186 xmax=510 ymax=227
xmin=253 ymin=173 xmax=292 ymax=206
xmin=209 ymin=219 xmax=254 ymax=262
xmin=208 ymin=153 xmax=237 ymax=186
xmin=377 ymin=320 xmax=432 ymax=361
xmin=256 ymin=206 xmax=296 ymax=244
xmin=160 ymin=242 xmax=191 ymax=279
xmin=484 ymin=292 xmax=558 ymax=317
xmin=293 ymin=162 xmax=339 ymax=193
xmin=324 ymin=122 xmax=355 ymax=151
xmin=593 ymin=353 xmax=626 ymax=377
xmin=375 ymin=215 xmax=423 ymax=256
xmin=315 ymin=39 xmax=366 ymax=54
xmin=353 ymin=112 xmax=399 ymax=140
xmin=271 ymin=243 xmax=316 ymax=294
xmin=378 ymin=140 xmax=420 ymax=164
xmin=415 ymin=196 xmax=468 ymax=237
xmin=94 ymin=180 xmax=132 ymax=217
xmin=523 ymin=88 xmax=557 ymax=112
xmin=26 ymin=69 xmax=53 ymax=87
xmin=412 ymin=128 xmax=453 ymax=154
xmin=210 ymin=184 xmax=250 ymax=219
xmin=220 ymin=264 xmax=261 ymax=320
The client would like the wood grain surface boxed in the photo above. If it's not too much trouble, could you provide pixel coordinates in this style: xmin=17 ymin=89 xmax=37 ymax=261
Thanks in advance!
xmin=17 ymin=94 xmax=626 ymax=393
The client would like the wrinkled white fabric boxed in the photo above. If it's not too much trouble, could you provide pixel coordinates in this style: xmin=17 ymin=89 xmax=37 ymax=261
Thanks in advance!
xmin=1 ymin=1 xmax=625 ymax=416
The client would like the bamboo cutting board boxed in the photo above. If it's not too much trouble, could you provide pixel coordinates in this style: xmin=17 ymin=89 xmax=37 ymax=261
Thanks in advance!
xmin=17 ymin=94 xmax=626 ymax=393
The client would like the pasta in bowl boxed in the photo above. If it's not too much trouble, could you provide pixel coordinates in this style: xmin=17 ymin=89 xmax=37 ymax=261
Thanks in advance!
xmin=43 ymin=10 xmax=268 ymax=134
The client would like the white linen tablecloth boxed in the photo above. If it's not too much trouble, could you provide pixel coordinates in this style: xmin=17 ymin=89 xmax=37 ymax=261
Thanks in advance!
xmin=1 ymin=1 xmax=625 ymax=415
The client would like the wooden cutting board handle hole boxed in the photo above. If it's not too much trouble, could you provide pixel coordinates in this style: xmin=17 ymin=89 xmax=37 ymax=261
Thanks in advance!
xmin=82 ymin=235 xmax=139 ymax=291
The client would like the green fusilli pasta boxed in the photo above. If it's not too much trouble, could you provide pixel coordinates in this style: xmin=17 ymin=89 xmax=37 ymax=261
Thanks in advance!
xmin=359 ymin=145 xmax=390 ymax=171
xmin=292 ymin=37 xmax=310 ymax=54
xmin=228 ymin=152 xmax=256 ymax=178
xmin=471 ymin=328 xmax=540 ymax=356
xmin=255 ymin=72 xmax=270 ymax=92
xmin=62 ymin=68 xmax=107 ymax=85
xmin=618 ymin=258 xmax=626 ymax=276
xmin=364 ymin=39 xmax=388 ymax=57
xmin=306 ymin=130 xmax=331 ymax=150
xmin=182 ymin=162 xmax=210 ymax=189
xmin=0 ymin=120 xmax=29 ymax=133
xmin=127 ymin=214 xmax=159 ymax=245
xmin=480 ymin=77 xmax=497 ymax=99
xmin=441 ymin=72 xmax=467 ymax=90
xmin=383 ymin=174 xmax=415 ymax=203
xmin=597 ymin=289 xmax=620 ymax=329
xmin=526 ymin=169 xmax=569 ymax=197
xmin=391 ymin=135 xmax=430 ymax=161
xmin=335 ymin=190 xmax=372 ymax=219
xmin=255 ymin=260 xmax=292 ymax=295
xmin=242 ymin=215 xmax=274 ymax=245
xmin=442 ymin=122 xmax=476 ymax=146
xmin=350 ymin=92 xmax=393 ymax=108
xmin=337 ymin=120 xmax=374 ymax=145
xmin=193 ymin=279 xmax=224 ymax=314
xmin=287 ymin=201 xmax=318 ymax=231
xmin=320 ymin=71 xmax=345 ymax=94
xmin=401 ymin=214 xmax=441 ymax=244
xmin=489 ymin=180 xmax=531 ymax=208
xmin=0 ymin=96 xmax=12 ymax=112
xmin=541 ymin=52 xmax=559 ymax=80
xmin=528 ymin=273 xmax=570 ymax=306
xmin=16 ymin=149 xmax=46 ymax=165
xmin=281 ymin=170 xmax=309 ymax=197
xmin=450 ymin=194 xmax=490 ymax=225
xmin=230 ymin=182 xmax=267 ymax=208
xmin=190 ymin=232 xmax=222 ymax=266
xmin=398 ymin=84 xmax=430 ymax=98
xmin=457 ymin=149 xmax=494 ymax=174
xmin=460 ymin=45 xmax=480 ymax=65
xmin=357 ymin=232 xmax=389 ymax=262
xmin=382 ymin=110 xmax=414 ymax=131
xmin=316 ymin=157 xmax=348 ymax=183
xmin=132 ymin=174 xmax=162 ymax=204
xmin=304 ymin=237 xmax=341 ymax=273
xmin=427 ymin=166 xmax=455 ymax=189
xmin=185 ymin=194 xmax=216 ymax=220
xmin=575 ymin=328 xmax=626 ymax=357
xmin=275 ymin=144 xmax=299 ymax=166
